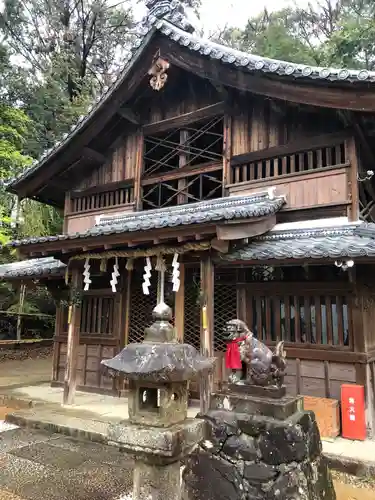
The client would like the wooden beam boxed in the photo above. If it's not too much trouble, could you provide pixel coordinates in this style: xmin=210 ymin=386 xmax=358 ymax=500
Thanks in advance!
xmin=70 ymin=179 xmax=134 ymax=199
xmin=210 ymin=82 xmax=229 ymax=102
xmin=82 ymin=147 xmax=106 ymax=165
xmin=143 ymin=102 xmax=225 ymax=136
xmin=231 ymin=129 xmax=351 ymax=167
xmin=63 ymin=268 xmax=82 ymax=405
xmin=200 ymin=255 xmax=214 ymax=413
xmin=175 ymin=264 xmax=185 ymax=342
xmin=161 ymin=40 xmax=375 ymax=112
xmin=17 ymin=224 xmax=218 ymax=256
xmin=141 ymin=161 xmax=221 ymax=186
xmin=118 ymin=107 xmax=141 ymax=125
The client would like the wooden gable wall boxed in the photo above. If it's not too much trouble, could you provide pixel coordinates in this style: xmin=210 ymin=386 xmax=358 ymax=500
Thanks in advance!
xmin=76 ymin=133 xmax=138 ymax=190
xmin=232 ymin=94 xmax=341 ymax=156
xmin=64 ymin=67 xmax=357 ymax=234
xmin=75 ymin=86 xmax=342 ymax=192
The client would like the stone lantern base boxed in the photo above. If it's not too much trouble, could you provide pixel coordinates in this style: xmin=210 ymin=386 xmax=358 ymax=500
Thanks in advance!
xmin=107 ymin=418 xmax=205 ymax=500
xmin=183 ymin=387 xmax=336 ymax=500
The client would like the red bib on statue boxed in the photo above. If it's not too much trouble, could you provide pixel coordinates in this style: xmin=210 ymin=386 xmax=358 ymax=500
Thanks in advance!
xmin=225 ymin=337 xmax=247 ymax=370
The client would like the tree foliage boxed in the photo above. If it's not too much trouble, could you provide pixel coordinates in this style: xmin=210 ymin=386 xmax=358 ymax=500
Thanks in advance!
xmin=217 ymin=0 xmax=375 ymax=70
xmin=0 ymin=0 xmax=134 ymax=98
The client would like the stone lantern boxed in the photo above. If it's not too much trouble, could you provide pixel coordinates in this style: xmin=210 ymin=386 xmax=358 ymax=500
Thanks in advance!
xmin=101 ymin=299 xmax=215 ymax=500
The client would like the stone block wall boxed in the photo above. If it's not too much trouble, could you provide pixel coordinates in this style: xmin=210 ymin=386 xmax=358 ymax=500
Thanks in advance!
xmin=183 ymin=408 xmax=336 ymax=500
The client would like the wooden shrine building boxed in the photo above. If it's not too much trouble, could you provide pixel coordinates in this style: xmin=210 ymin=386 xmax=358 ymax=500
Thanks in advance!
xmin=3 ymin=0 xmax=375 ymax=436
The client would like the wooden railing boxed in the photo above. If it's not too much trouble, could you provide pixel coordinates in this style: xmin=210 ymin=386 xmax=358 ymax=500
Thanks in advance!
xmin=230 ymin=131 xmax=348 ymax=184
xmin=246 ymin=291 xmax=351 ymax=348
xmin=61 ymin=293 xmax=116 ymax=336
xmin=80 ymin=293 xmax=115 ymax=336
xmin=69 ymin=180 xmax=134 ymax=214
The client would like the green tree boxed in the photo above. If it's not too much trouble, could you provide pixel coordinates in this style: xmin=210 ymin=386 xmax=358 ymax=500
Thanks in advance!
xmin=0 ymin=103 xmax=32 ymax=247
xmin=0 ymin=0 xmax=135 ymax=158
xmin=0 ymin=0 xmax=134 ymax=99
xmin=217 ymin=0 xmax=375 ymax=70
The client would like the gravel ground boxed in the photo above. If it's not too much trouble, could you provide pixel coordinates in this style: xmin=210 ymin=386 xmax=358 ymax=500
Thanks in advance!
xmin=332 ymin=470 xmax=375 ymax=490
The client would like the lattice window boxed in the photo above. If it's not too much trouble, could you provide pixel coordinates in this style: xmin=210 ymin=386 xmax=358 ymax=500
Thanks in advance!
xmin=184 ymin=268 xmax=201 ymax=350
xmin=184 ymin=267 xmax=238 ymax=353
xmin=142 ymin=170 xmax=223 ymax=209
xmin=214 ymin=283 xmax=237 ymax=352
xmin=141 ymin=116 xmax=223 ymax=210
xmin=128 ymin=270 xmax=175 ymax=344
xmin=80 ymin=294 xmax=115 ymax=336
xmin=248 ymin=293 xmax=351 ymax=347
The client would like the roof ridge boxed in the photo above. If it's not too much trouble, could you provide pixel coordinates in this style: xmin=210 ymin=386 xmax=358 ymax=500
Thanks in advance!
xmin=8 ymin=11 xmax=375 ymax=190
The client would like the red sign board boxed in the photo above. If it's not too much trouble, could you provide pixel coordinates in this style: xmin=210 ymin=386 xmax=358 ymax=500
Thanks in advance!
xmin=341 ymin=384 xmax=366 ymax=441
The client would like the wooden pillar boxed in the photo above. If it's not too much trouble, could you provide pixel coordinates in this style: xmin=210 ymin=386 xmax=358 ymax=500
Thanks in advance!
xmin=200 ymin=255 xmax=214 ymax=414
xmin=134 ymin=129 xmax=144 ymax=210
xmin=63 ymin=191 xmax=71 ymax=233
xmin=175 ymin=264 xmax=185 ymax=342
xmin=178 ymin=129 xmax=189 ymax=205
xmin=63 ymin=268 xmax=82 ymax=405
xmin=351 ymin=270 xmax=375 ymax=437
xmin=345 ymin=135 xmax=360 ymax=221
xmin=116 ymin=269 xmax=132 ymax=397
xmin=16 ymin=282 xmax=26 ymax=342
xmin=223 ymin=113 xmax=232 ymax=191
xmin=123 ymin=269 xmax=132 ymax=348
xmin=51 ymin=304 xmax=62 ymax=382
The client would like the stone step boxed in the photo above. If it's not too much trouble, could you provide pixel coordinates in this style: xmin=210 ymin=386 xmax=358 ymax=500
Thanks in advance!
xmin=6 ymin=406 xmax=114 ymax=445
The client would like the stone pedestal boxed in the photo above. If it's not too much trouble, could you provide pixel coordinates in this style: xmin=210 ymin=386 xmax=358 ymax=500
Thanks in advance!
xmin=133 ymin=461 xmax=181 ymax=500
xmin=183 ymin=387 xmax=336 ymax=500
xmin=108 ymin=418 xmax=205 ymax=500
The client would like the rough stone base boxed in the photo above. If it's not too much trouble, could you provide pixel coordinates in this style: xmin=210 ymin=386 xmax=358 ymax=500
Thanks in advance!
xmin=182 ymin=408 xmax=336 ymax=500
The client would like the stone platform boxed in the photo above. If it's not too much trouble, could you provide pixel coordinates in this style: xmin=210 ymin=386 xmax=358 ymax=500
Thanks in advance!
xmin=1 ymin=383 xmax=375 ymax=480
xmin=183 ymin=389 xmax=336 ymax=500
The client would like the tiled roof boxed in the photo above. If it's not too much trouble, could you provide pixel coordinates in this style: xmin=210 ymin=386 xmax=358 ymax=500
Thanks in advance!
xmin=6 ymin=193 xmax=285 ymax=249
xmin=8 ymin=9 xmax=375 ymax=191
xmin=221 ymin=223 xmax=375 ymax=262
xmin=0 ymin=257 xmax=66 ymax=279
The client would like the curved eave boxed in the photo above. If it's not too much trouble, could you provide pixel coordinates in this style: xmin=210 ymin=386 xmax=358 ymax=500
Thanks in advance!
xmin=9 ymin=19 xmax=375 ymax=196
xmin=0 ymin=257 xmax=66 ymax=281
xmin=5 ymin=193 xmax=285 ymax=256
xmin=220 ymin=223 xmax=375 ymax=264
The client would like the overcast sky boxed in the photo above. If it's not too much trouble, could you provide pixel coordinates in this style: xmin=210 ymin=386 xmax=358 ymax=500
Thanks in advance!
xmin=133 ymin=0 xmax=311 ymax=33
xmin=198 ymin=0 xmax=308 ymax=31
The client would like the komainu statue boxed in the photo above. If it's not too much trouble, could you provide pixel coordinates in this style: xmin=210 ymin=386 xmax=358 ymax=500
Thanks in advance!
xmin=224 ymin=319 xmax=286 ymax=387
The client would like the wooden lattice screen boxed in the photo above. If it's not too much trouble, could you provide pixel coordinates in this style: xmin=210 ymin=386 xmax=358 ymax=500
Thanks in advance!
xmin=184 ymin=267 xmax=238 ymax=352
xmin=128 ymin=271 xmax=175 ymax=344
xmin=247 ymin=292 xmax=351 ymax=347
xmin=80 ymin=294 xmax=115 ymax=335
